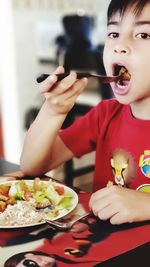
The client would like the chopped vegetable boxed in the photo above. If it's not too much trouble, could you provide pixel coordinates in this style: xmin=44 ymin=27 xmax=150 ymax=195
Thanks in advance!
xmin=0 ymin=179 xmax=74 ymax=220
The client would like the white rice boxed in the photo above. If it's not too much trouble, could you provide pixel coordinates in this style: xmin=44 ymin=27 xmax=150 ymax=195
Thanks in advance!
xmin=0 ymin=201 xmax=43 ymax=226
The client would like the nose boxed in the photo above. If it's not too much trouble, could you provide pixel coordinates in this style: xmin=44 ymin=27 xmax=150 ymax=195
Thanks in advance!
xmin=114 ymin=41 xmax=130 ymax=54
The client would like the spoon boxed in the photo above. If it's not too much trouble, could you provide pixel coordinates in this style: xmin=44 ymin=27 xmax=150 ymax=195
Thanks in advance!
xmin=36 ymin=72 xmax=119 ymax=84
xmin=45 ymin=211 xmax=92 ymax=230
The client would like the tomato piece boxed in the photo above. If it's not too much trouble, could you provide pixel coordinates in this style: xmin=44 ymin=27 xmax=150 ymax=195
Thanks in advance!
xmin=24 ymin=190 xmax=32 ymax=200
xmin=55 ymin=185 xmax=64 ymax=195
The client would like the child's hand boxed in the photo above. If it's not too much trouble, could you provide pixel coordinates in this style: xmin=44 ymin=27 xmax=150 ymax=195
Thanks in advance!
xmin=39 ymin=66 xmax=88 ymax=116
xmin=89 ymin=185 xmax=150 ymax=225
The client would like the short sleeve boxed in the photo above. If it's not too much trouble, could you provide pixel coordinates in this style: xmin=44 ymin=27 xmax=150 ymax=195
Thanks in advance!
xmin=59 ymin=99 xmax=122 ymax=157
xmin=59 ymin=102 xmax=102 ymax=157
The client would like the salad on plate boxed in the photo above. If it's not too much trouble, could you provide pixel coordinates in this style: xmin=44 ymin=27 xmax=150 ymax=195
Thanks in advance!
xmin=0 ymin=178 xmax=78 ymax=227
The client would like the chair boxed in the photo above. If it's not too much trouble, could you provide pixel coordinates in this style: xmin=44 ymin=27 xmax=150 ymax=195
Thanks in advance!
xmin=56 ymin=14 xmax=113 ymax=99
xmin=24 ymin=103 xmax=95 ymax=188
xmin=61 ymin=103 xmax=95 ymax=187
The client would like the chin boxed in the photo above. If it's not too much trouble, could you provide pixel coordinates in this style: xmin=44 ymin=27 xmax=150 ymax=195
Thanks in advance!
xmin=115 ymin=95 xmax=132 ymax=105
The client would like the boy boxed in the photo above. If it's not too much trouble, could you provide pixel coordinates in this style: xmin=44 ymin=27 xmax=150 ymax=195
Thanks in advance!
xmin=21 ymin=0 xmax=150 ymax=225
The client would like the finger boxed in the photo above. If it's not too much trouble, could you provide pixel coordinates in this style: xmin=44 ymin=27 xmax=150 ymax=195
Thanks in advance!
xmin=89 ymin=186 xmax=119 ymax=208
xmin=62 ymin=77 xmax=88 ymax=100
xmin=40 ymin=75 xmax=58 ymax=93
xmin=40 ymin=66 xmax=65 ymax=93
xmin=97 ymin=204 xmax=118 ymax=221
xmin=89 ymin=189 xmax=105 ymax=208
xmin=89 ymin=188 xmax=119 ymax=216
xmin=44 ymin=71 xmax=77 ymax=96
xmin=90 ymin=196 xmax=111 ymax=217
xmin=50 ymin=77 xmax=88 ymax=103
xmin=53 ymin=65 xmax=65 ymax=75
xmin=110 ymin=207 xmax=134 ymax=225
xmin=110 ymin=212 xmax=126 ymax=225
xmin=53 ymin=71 xmax=77 ymax=94
xmin=45 ymin=77 xmax=87 ymax=103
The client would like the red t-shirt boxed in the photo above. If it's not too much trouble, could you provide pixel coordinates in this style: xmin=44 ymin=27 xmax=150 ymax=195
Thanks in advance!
xmin=59 ymin=99 xmax=150 ymax=192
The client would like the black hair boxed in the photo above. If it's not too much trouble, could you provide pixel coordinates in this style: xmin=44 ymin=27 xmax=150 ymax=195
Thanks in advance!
xmin=107 ymin=0 xmax=150 ymax=22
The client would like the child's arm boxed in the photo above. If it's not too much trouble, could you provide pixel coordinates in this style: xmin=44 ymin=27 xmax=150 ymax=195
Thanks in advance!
xmin=20 ymin=66 xmax=88 ymax=176
xmin=89 ymin=186 xmax=150 ymax=224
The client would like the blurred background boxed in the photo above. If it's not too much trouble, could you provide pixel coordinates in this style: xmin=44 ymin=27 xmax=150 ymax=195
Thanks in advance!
xmin=0 ymin=0 xmax=111 ymax=190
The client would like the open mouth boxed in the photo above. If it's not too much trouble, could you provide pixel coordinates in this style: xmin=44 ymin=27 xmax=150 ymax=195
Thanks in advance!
xmin=114 ymin=65 xmax=131 ymax=86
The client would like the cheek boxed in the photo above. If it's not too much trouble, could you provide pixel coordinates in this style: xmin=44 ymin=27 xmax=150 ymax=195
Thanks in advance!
xmin=103 ymin=45 xmax=110 ymax=71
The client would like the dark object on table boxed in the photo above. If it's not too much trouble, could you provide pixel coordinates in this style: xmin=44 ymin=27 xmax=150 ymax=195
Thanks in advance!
xmin=94 ymin=242 xmax=150 ymax=267
xmin=0 ymin=158 xmax=19 ymax=175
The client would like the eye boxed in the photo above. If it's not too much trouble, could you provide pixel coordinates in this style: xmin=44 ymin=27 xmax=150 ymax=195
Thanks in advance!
xmin=136 ymin=33 xmax=150 ymax=39
xmin=23 ymin=260 xmax=39 ymax=267
xmin=108 ymin=32 xmax=119 ymax=39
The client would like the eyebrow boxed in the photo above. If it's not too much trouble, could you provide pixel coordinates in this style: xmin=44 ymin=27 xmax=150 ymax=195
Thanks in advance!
xmin=134 ymin=20 xmax=150 ymax=26
xmin=107 ymin=20 xmax=150 ymax=27
xmin=107 ymin=21 xmax=119 ymax=26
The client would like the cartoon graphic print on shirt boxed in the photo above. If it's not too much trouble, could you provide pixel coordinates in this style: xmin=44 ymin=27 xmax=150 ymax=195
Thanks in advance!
xmin=137 ymin=150 xmax=150 ymax=193
xmin=137 ymin=184 xmax=150 ymax=193
xmin=110 ymin=149 xmax=136 ymax=187
xmin=139 ymin=150 xmax=150 ymax=178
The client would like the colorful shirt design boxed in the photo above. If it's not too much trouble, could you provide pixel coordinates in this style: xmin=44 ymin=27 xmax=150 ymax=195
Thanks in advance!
xmin=110 ymin=149 xmax=136 ymax=187
xmin=139 ymin=150 xmax=150 ymax=178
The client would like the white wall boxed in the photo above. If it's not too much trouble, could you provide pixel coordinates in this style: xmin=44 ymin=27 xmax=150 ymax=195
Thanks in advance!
xmin=0 ymin=0 xmax=21 ymax=163
xmin=0 ymin=0 xmax=110 ymax=163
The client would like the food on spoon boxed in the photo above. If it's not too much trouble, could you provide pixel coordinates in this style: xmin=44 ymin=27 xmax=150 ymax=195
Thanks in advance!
xmin=119 ymin=66 xmax=131 ymax=80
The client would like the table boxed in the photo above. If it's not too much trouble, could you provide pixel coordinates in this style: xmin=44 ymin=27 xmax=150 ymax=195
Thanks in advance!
xmin=95 ymin=241 xmax=150 ymax=267
xmin=0 ymin=159 xmax=150 ymax=267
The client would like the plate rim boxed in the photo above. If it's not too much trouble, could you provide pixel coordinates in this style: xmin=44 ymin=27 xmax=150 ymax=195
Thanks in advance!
xmin=0 ymin=179 xmax=78 ymax=228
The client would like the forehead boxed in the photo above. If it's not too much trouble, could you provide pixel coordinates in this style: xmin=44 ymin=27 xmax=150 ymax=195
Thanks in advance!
xmin=108 ymin=2 xmax=150 ymax=24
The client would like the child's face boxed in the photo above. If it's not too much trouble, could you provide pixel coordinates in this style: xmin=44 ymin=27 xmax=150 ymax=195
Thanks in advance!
xmin=103 ymin=3 xmax=150 ymax=106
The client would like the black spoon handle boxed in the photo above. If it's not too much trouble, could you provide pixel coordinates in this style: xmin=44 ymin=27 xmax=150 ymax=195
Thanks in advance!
xmin=36 ymin=72 xmax=117 ymax=84
xmin=36 ymin=72 xmax=92 ymax=83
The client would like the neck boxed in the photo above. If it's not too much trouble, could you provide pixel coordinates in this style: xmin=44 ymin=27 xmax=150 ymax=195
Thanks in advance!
xmin=130 ymin=98 xmax=150 ymax=120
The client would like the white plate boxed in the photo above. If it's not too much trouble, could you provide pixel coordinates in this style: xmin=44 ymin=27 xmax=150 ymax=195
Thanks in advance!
xmin=0 ymin=179 xmax=78 ymax=228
